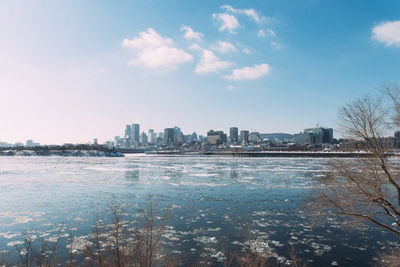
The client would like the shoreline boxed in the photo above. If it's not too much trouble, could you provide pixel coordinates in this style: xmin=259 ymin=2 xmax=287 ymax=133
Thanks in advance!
xmin=144 ymin=151 xmax=398 ymax=158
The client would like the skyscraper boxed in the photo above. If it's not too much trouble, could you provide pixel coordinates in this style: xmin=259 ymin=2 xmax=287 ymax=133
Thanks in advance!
xmin=131 ymin=123 xmax=140 ymax=143
xmin=240 ymin=130 xmax=249 ymax=143
xmin=164 ymin=128 xmax=175 ymax=144
xmin=230 ymin=127 xmax=238 ymax=143
xmin=140 ymin=132 xmax=148 ymax=144
xmin=124 ymin=125 xmax=132 ymax=138
xmin=173 ymin=126 xmax=181 ymax=141
xmin=148 ymin=129 xmax=156 ymax=144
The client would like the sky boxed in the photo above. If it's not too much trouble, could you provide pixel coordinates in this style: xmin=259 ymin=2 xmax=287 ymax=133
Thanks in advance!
xmin=0 ymin=0 xmax=400 ymax=144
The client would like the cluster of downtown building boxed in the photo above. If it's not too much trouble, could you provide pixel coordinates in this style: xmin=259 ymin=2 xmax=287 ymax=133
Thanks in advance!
xmin=3 ymin=124 xmax=400 ymax=151
xmin=0 ymin=139 xmax=40 ymax=148
xmin=110 ymin=123 xmax=337 ymax=151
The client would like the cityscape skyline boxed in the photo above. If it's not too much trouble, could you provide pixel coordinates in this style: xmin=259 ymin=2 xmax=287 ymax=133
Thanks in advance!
xmin=0 ymin=1 xmax=399 ymax=144
xmin=0 ymin=121 xmax=334 ymax=147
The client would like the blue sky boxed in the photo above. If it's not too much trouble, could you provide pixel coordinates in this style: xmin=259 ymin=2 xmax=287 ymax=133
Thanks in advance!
xmin=1 ymin=0 xmax=399 ymax=144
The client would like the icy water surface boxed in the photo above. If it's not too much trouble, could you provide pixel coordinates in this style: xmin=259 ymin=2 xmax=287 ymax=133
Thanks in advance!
xmin=0 ymin=155 xmax=398 ymax=266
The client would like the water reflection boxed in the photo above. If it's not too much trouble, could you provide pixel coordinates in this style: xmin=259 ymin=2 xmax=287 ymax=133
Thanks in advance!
xmin=125 ymin=170 xmax=140 ymax=182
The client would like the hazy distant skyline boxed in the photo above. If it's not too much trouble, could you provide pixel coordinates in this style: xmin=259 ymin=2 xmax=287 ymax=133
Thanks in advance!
xmin=1 ymin=1 xmax=399 ymax=144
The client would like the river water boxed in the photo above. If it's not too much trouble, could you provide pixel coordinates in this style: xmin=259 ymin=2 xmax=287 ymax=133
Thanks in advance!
xmin=0 ymin=155 xmax=398 ymax=266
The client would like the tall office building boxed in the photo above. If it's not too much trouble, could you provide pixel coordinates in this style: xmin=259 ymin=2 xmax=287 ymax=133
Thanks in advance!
xmin=230 ymin=127 xmax=238 ymax=143
xmin=131 ymin=123 xmax=140 ymax=143
xmin=124 ymin=125 xmax=132 ymax=138
xmin=240 ymin=130 xmax=249 ymax=143
xmin=148 ymin=129 xmax=156 ymax=144
xmin=173 ymin=126 xmax=181 ymax=141
xmin=164 ymin=128 xmax=175 ymax=144
xmin=140 ymin=132 xmax=148 ymax=144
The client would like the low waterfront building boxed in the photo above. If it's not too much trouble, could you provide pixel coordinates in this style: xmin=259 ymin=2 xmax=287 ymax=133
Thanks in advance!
xmin=294 ymin=127 xmax=334 ymax=145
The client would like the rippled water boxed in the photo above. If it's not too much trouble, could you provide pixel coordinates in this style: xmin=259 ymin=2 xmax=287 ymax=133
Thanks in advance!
xmin=0 ymin=155 xmax=398 ymax=266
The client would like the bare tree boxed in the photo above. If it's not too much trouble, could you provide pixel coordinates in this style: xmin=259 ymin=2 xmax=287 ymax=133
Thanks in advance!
xmin=313 ymin=86 xmax=400 ymax=235
xmin=132 ymin=199 xmax=170 ymax=267
xmin=385 ymin=85 xmax=400 ymax=128
xmin=13 ymin=233 xmax=60 ymax=267
xmin=375 ymin=248 xmax=400 ymax=267
xmin=84 ymin=221 xmax=105 ymax=267
xmin=15 ymin=236 xmax=33 ymax=267
xmin=82 ymin=199 xmax=170 ymax=267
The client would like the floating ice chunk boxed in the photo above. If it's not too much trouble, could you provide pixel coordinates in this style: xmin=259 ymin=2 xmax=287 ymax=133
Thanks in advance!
xmin=211 ymin=251 xmax=227 ymax=262
xmin=7 ymin=240 xmax=24 ymax=247
xmin=275 ymin=255 xmax=286 ymax=263
xmin=271 ymin=240 xmax=285 ymax=247
xmin=207 ymin=228 xmax=221 ymax=232
xmin=194 ymin=236 xmax=218 ymax=244
xmin=310 ymin=242 xmax=332 ymax=256
xmin=66 ymin=236 xmax=93 ymax=251
xmin=331 ymin=261 xmax=338 ymax=266
xmin=0 ymin=232 xmax=21 ymax=239
xmin=45 ymin=236 xmax=59 ymax=243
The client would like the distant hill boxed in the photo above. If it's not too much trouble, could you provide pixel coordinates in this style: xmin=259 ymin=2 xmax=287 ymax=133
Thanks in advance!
xmin=259 ymin=133 xmax=294 ymax=141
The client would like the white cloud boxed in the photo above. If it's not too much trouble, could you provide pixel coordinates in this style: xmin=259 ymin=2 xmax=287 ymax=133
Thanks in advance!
xmin=257 ymin=30 xmax=267 ymax=38
xmin=122 ymin=28 xmax=173 ymax=49
xmin=212 ymin=13 xmax=240 ymax=33
xmin=224 ymin=63 xmax=271 ymax=80
xmin=372 ymin=20 xmax=400 ymax=47
xmin=189 ymin=43 xmax=202 ymax=50
xmin=270 ymin=41 xmax=282 ymax=50
xmin=194 ymin=49 xmax=234 ymax=74
xmin=180 ymin=25 xmax=203 ymax=41
xmin=212 ymin=41 xmax=237 ymax=53
xmin=258 ymin=29 xmax=276 ymax=38
xmin=221 ymin=5 xmax=266 ymax=23
xmin=242 ymin=48 xmax=252 ymax=54
xmin=226 ymin=85 xmax=234 ymax=90
xmin=122 ymin=28 xmax=193 ymax=69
